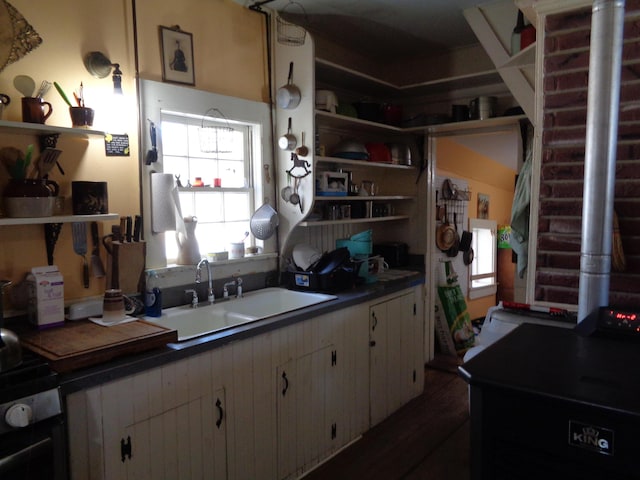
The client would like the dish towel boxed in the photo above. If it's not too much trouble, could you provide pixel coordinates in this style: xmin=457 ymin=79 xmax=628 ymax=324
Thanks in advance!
xmin=510 ymin=147 xmax=532 ymax=278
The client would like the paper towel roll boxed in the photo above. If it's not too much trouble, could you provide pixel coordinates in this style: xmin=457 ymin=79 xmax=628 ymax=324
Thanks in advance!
xmin=151 ymin=173 xmax=177 ymax=233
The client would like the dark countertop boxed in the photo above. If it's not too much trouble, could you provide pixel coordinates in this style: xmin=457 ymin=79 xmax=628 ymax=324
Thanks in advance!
xmin=59 ymin=271 xmax=425 ymax=396
xmin=459 ymin=323 xmax=640 ymax=418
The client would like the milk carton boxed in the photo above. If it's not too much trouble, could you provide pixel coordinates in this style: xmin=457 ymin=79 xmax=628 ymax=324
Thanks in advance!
xmin=27 ymin=265 xmax=64 ymax=329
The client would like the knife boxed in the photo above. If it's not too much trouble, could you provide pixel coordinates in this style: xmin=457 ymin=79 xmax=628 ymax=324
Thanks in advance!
xmin=133 ymin=215 xmax=142 ymax=242
xmin=119 ymin=217 xmax=126 ymax=242
xmin=125 ymin=216 xmax=132 ymax=242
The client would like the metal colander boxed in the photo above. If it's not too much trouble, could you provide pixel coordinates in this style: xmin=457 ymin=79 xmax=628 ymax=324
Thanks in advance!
xmin=250 ymin=202 xmax=279 ymax=240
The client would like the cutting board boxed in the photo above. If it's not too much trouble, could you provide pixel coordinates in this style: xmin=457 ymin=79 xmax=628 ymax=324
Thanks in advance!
xmin=20 ymin=319 xmax=177 ymax=373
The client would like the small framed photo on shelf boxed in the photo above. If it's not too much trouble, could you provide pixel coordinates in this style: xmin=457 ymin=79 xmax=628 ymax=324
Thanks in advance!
xmin=159 ymin=25 xmax=195 ymax=85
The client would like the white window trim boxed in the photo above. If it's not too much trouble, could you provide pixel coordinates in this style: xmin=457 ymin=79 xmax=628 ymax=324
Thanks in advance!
xmin=139 ymin=79 xmax=276 ymax=275
xmin=468 ymin=218 xmax=497 ymax=300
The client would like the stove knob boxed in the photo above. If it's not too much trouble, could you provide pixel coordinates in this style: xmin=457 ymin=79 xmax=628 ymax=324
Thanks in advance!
xmin=5 ymin=404 xmax=33 ymax=428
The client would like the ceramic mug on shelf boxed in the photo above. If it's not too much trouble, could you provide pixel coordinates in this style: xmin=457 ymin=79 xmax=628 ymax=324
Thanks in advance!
xmin=21 ymin=97 xmax=53 ymax=124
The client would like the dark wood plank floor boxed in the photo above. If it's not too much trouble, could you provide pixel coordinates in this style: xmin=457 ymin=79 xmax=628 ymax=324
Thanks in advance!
xmin=304 ymin=359 xmax=470 ymax=480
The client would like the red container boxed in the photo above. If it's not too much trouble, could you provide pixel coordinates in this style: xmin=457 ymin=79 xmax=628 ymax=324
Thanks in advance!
xmin=365 ymin=143 xmax=392 ymax=163
xmin=382 ymin=104 xmax=402 ymax=126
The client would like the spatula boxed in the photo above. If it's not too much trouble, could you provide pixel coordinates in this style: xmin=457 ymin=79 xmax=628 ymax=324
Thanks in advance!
xmin=71 ymin=222 xmax=89 ymax=288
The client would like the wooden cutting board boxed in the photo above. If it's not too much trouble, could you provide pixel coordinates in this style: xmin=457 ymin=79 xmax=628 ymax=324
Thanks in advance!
xmin=20 ymin=319 xmax=177 ymax=373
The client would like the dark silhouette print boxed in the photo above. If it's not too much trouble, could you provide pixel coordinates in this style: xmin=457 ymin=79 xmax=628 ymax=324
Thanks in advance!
xmin=170 ymin=40 xmax=188 ymax=72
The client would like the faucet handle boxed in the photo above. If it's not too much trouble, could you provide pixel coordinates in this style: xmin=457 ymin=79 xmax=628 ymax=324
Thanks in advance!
xmin=236 ymin=277 xmax=243 ymax=298
xmin=185 ymin=289 xmax=198 ymax=308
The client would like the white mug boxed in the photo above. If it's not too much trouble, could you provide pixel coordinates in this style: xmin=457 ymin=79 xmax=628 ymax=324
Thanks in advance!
xmin=103 ymin=289 xmax=135 ymax=324
xmin=228 ymin=242 xmax=245 ymax=259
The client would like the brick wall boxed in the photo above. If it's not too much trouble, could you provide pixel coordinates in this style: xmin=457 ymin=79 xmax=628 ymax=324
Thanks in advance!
xmin=537 ymin=1 xmax=640 ymax=307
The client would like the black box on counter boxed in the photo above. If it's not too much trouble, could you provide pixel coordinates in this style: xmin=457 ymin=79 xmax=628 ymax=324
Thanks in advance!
xmin=373 ymin=242 xmax=409 ymax=267
xmin=281 ymin=268 xmax=355 ymax=293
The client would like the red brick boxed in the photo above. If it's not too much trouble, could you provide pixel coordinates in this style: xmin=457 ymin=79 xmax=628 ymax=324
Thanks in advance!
xmin=544 ymin=90 xmax=587 ymax=109
xmin=545 ymin=29 xmax=591 ymax=54
xmin=545 ymin=8 xmax=591 ymax=33
xmin=542 ymin=125 xmax=587 ymax=145
xmin=542 ymin=146 xmax=585 ymax=164
xmin=544 ymin=51 xmax=590 ymax=73
xmin=543 ymin=109 xmax=587 ymax=129
xmin=539 ymin=199 xmax=583 ymax=216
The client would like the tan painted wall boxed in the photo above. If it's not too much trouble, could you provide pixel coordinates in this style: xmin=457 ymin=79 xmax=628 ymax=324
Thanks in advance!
xmin=0 ymin=0 xmax=267 ymax=306
xmin=437 ymin=137 xmax=516 ymax=319
xmin=135 ymin=0 xmax=268 ymax=102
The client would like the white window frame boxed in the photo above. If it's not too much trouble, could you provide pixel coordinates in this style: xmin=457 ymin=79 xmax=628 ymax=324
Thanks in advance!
xmin=468 ymin=218 xmax=497 ymax=299
xmin=139 ymin=79 xmax=276 ymax=271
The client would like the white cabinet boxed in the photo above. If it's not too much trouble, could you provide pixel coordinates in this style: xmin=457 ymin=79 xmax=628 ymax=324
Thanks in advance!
xmin=66 ymin=352 xmax=229 ymax=480
xmin=66 ymin=286 xmax=422 ymax=480
xmin=369 ymin=289 xmax=424 ymax=426
xmin=276 ymin=345 xmax=338 ymax=479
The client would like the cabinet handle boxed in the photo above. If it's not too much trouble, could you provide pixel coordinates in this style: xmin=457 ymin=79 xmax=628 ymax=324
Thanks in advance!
xmin=371 ymin=311 xmax=378 ymax=331
xmin=215 ymin=398 xmax=224 ymax=428
xmin=281 ymin=371 xmax=289 ymax=396
xmin=120 ymin=436 xmax=132 ymax=462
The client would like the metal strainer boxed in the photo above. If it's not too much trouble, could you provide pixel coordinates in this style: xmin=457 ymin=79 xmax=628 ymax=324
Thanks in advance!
xmin=250 ymin=202 xmax=279 ymax=240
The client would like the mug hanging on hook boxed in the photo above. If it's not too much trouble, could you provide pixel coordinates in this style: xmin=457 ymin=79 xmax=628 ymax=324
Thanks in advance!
xmin=199 ymin=107 xmax=233 ymax=154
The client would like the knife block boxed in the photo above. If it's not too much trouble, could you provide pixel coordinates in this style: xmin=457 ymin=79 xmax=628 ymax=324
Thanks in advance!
xmin=106 ymin=241 xmax=146 ymax=294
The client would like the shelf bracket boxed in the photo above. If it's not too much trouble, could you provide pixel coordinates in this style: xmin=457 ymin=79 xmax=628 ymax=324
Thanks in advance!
xmin=44 ymin=223 xmax=63 ymax=265
xmin=38 ymin=133 xmax=60 ymax=151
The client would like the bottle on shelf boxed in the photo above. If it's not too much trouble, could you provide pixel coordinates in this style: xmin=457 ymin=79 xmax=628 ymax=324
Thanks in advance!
xmin=511 ymin=10 xmax=525 ymax=56
xmin=520 ymin=18 xmax=536 ymax=50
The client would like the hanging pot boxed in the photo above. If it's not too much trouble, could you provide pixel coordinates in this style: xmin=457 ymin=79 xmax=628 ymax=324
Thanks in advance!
xmin=276 ymin=62 xmax=301 ymax=110
xmin=446 ymin=213 xmax=460 ymax=257
xmin=459 ymin=230 xmax=473 ymax=253
xmin=436 ymin=216 xmax=456 ymax=252
xmin=463 ymin=247 xmax=475 ymax=266
xmin=278 ymin=117 xmax=297 ymax=150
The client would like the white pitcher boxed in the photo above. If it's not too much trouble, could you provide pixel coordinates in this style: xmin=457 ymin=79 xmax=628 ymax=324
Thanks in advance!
xmin=176 ymin=216 xmax=201 ymax=265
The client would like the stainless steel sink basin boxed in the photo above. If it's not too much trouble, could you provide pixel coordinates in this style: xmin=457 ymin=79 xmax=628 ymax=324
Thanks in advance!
xmin=145 ymin=287 xmax=337 ymax=341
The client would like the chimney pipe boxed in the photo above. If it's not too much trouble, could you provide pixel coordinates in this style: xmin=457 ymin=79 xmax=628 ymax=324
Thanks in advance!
xmin=578 ymin=0 xmax=625 ymax=322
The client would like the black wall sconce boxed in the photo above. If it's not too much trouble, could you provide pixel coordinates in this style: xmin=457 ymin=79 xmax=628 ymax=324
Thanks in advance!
xmin=83 ymin=51 xmax=123 ymax=94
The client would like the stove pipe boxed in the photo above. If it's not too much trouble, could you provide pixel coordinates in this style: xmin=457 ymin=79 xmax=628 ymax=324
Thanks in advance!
xmin=578 ymin=0 xmax=625 ymax=322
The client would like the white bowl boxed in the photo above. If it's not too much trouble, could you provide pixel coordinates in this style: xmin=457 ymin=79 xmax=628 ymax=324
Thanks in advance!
xmin=3 ymin=197 xmax=54 ymax=217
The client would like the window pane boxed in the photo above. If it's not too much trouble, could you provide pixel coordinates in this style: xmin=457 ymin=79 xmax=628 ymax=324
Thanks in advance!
xmin=222 ymin=193 xmax=250 ymax=221
xmin=160 ymin=110 xmax=255 ymax=262
xmin=472 ymin=227 xmax=495 ymax=276
xmin=161 ymin=122 xmax=189 ymax=156
xmin=194 ymin=192 xmax=224 ymax=222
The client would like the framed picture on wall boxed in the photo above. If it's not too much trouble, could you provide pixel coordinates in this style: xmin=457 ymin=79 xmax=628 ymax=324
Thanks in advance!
xmin=477 ymin=193 xmax=490 ymax=219
xmin=159 ymin=25 xmax=195 ymax=85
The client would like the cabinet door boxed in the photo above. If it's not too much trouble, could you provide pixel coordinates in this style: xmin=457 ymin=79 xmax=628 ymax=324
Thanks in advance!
xmin=276 ymin=344 xmax=338 ymax=480
xmin=369 ymin=291 xmax=421 ymax=426
xmin=67 ymin=356 xmax=228 ymax=480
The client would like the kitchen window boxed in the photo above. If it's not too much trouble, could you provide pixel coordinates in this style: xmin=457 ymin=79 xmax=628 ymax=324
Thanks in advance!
xmin=139 ymin=79 xmax=275 ymax=271
xmin=160 ymin=111 xmax=255 ymax=261
xmin=469 ymin=218 xmax=497 ymax=299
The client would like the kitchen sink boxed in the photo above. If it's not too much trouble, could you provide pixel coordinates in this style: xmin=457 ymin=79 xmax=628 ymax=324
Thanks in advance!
xmin=145 ymin=287 xmax=337 ymax=341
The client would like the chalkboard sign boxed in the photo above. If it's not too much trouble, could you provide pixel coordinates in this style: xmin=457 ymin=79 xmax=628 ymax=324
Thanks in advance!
xmin=104 ymin=134 xmax=130 ymax=156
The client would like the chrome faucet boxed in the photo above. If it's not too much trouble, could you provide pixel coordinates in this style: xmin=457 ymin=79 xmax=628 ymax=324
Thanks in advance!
xmin=196 ymin=258 xmax=215 ymax=304
xmin=223 ymin=276 xmax=243 ymax=299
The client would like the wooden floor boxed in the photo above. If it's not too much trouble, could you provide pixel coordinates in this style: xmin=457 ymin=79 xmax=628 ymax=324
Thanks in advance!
xmin=304 ymin=357 xmax=470 ymax=480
